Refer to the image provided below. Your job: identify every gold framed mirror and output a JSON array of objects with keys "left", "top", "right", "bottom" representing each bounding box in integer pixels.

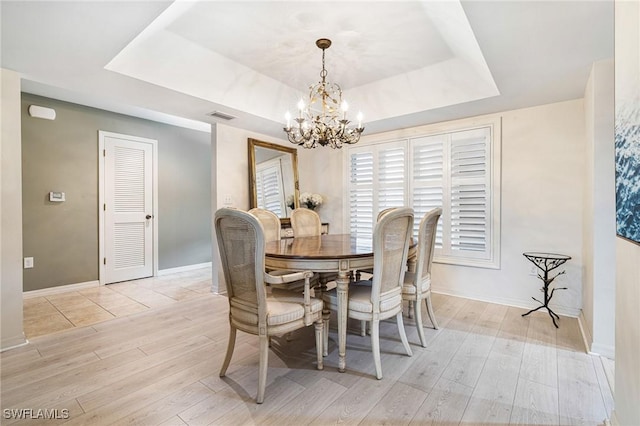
[{"left": 248, "top": 138, "right": 300, "bottom": 222}]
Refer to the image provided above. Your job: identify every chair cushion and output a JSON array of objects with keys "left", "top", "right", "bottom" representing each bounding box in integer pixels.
[
  {"left": 402, "top": 271, "right": 431, "bottom": 295},
  {"left": 230, "top": 294, "right": 322, "bottom": 326},
  {"left": 270, "top": 291, "right": 324, "bottom": 314},
  {"left": 323, "top": 282, "right": 401, "bottom": 314}
]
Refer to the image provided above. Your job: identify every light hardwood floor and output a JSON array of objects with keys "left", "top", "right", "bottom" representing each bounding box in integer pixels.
[{"left": 3, "top": 268, "right": 613, "bottom": 425}]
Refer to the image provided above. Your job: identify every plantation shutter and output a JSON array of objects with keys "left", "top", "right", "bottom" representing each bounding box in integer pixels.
[
  {"left": 348, "top": 142, "right": 406, "bottom": 240},
  {"left": 256, "top": 165, "right": 284, "bottom": 217},
  {"left": 349, "top": 150, "right": 374, "bottom": 240},
  {"left": 411, "top": 136, "right": 445, "bottom": 248},
  {"left": 346, "top": 122, "right": 498, "bottom": 268},
  {"left": 449, "top": 128, "right": 490, "bottom": 256}
]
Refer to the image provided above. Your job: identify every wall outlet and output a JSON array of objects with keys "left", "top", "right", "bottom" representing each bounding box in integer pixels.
[
  {"left": 223, "top": 195, "right": 233, "bottom": 206},
  {"left": 24, "top": 257, "right": 34, "bottom": 269},
  {"left": 529, "top": 265, "right": 537, "bottom": 276}
]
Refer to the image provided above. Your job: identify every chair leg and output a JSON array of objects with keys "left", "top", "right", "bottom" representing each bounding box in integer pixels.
[
  {"left": 425, "top": 294, "right": 439, "bottom": 330},
  {"left": 314, "top": 320, "right": 324, "bottom": 370},
  {"left": 256, "top": 335, "right": 269, "bottom": 404},
  {"left": 414, "top": 298, "right": 427, "bottom": 348},
  {"left": 371, "top": 319, "right": 383, "bottom": 380},
  {"left": 397, "top": 312, "right": 413, "bottom": 357},
  {"left": 360, "top": 320, "right": 367, "bottom": 337},
  {"left": 219, "top": 325, "right": 236, "bottom": 377},
  {"left": 407, "top": 300, "right": 414, "bottom": 319}
]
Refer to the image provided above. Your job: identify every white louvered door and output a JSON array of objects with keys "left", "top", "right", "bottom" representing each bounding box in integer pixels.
[{"left": 104, "top": 135, "right": 153, "bottom": 284}]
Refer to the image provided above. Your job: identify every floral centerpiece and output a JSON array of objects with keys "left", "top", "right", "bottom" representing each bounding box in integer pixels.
[{"left": 299, "top": 192, "right": 323, "bottom": 210}]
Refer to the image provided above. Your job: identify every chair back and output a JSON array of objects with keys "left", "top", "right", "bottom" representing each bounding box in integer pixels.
[
  {"left": 415, "top": 208, "right": 442, "bottom": 292},
  {"left": 370, "top": 207, "right": 414, "bottom": 310},
  {"left": 377, "top": 207, "right": 396, "bottom": 221},
  {"left": 215, "top": 208, "right": 267, "bottom": 308},
  {"left": 290, "top": 208, "right": 322, "bottom": 237},
  {"left": 248, "top": 208, "right": 281, "bottom": 242}
]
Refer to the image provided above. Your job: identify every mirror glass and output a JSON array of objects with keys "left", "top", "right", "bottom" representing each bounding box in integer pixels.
[{"left": 249, "top": 138, "right": 299, "bottom": 220}]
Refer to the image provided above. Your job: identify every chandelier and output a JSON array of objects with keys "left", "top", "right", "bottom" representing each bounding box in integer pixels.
[{"left": 284, "top": 38, "right": 364, "bottom": 149}]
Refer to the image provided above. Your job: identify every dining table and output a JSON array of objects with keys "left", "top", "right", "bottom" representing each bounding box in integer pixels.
[{"left": 264, "top": 233, "right": 415, "bottom": 373}]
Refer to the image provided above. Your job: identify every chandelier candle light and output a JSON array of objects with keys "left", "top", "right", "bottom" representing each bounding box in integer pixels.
[{"left": 284, "top": 38, "right": 365, "bottom": 149}]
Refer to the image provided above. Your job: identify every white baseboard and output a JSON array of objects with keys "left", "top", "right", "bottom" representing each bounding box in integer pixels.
[
  {"left": 431, "top": 287, "right": 581, "bottom": 318},
  {"left": 23, "top": 280, "right": 100, "bottom": 299},
  {"left": 577, "top": 310, "right": 594, "bottom": 354},
  {"left": 158, "top": 262, "right": 212, "bottom": 276}
]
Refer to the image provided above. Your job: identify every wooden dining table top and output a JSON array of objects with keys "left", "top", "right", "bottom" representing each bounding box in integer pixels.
[
  {"left": 265, "top": 233, "right": 416, "bottom": 260},
  {"left": 264, "top": 234, "right": 374, "bottom": 260}
]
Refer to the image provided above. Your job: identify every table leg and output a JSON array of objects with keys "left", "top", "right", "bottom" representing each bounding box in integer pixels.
[{"left": 336, "top": 270, "right": 350, "bottom": 373}]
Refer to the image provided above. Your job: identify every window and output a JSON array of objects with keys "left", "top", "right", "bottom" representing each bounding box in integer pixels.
[{"left": 346, "top": 121, "right": 501, "bottom": 269}]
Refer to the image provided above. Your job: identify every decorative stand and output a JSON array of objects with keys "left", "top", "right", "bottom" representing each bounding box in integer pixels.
[{"left": 522, "top": 252, "right": 571, "bottom": 328}]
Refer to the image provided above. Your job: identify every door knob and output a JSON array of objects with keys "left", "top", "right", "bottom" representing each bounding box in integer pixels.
[{"left": 146, "top": 214, "right": 152, "bottom": 220}]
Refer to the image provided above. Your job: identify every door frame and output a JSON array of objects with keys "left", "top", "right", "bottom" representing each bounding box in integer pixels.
[{"left": 98, "top": 130, "right": 159, "bottom": 285}]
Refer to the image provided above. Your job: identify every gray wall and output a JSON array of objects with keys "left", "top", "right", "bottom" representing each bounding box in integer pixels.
[{"left": 21, "top": 93, "right": 211, "bottom": 291}]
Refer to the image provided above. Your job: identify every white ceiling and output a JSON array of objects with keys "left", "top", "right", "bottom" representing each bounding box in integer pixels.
[{"left": 1, "top": 1, "right": 613, "bottom": 138}]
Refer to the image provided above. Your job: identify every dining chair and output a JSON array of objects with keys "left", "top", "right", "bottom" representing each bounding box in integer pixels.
[
  {"left": 248, "top": 207, "right": 282, "bottom": 242},
  {"left": 357, "top": 207, "right": 396, "bottom": 336},
  {"left": 290, "top": 207, "right": 322, "bottom": 237},
  {"left": 403, "top": 207, "right": 441, "bottom": 347},
  {"left": 290, "top": 207, "right": 338, "bottom": 287},
  {"left": 248, "top": 207, "right": 318, "bottom": 292},
  {"left": 355, "top": 207, "right": 397, "bottom": 279},
  {"left": 215, "top": 208, "right": 324, "bottom": 404},
  {"left": 323, "top": 207, "right": 414, "bottom": 380}
]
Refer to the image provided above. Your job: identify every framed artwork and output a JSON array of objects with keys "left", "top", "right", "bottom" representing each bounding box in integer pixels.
[{"left": 615, "top": 23, "right": 640, "bottom": 245}]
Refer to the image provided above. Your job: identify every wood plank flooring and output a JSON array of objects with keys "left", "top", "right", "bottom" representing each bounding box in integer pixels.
[{"left": 2, "top": 268, "right": 613, "bottom": 425}]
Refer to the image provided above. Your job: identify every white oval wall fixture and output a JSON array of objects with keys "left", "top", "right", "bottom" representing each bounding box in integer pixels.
[{"left": 28, "top": 105, "right": 56, "bottom": 120}]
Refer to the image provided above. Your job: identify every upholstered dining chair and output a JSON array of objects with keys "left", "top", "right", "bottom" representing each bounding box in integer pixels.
[
  {"left": 290, "top": 208, "right": 322, "bottom": 237},
  {"left": 402, "top": 207, "right": 441, "bottom": 347},
  {"left": 248, "top": 207, "right": 317, "bottom": 292},
  {"left": 215, "top": 208, "right": 324, "bottom": 404},
  {"left": 323, "top": 207, "right": 414, "bottom": 380},
  {"left": 357, "top": 207, "right": 396, "bottom": 336}
]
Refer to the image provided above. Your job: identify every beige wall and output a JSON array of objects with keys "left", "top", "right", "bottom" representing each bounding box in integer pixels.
[
  {"left": 582, "top": 59, "right": 616, "bottom": 358},
  {"left": 1, "top": 69, "right": 26, "bottom": 350}
]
